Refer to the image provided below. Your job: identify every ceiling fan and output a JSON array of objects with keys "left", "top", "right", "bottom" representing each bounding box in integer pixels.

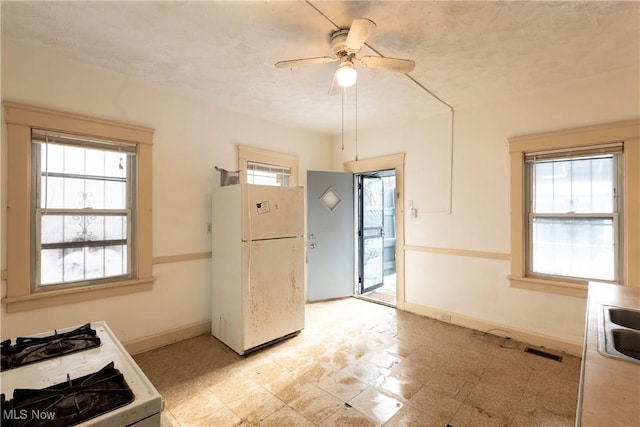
[{"left": 275, "top": 18, "right": 415, "bottom": 94}]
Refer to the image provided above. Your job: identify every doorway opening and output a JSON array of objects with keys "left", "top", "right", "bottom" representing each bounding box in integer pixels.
[{"left": 356, "top": 170, "right": 397, "bottom": 306}]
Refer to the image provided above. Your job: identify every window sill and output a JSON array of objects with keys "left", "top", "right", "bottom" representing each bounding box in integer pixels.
[
  {"left": 508, "top": 275, "right": 588, "bottom": 298},
  {"left": 1, "top": 277, "right": 156, "bottom": 313}
]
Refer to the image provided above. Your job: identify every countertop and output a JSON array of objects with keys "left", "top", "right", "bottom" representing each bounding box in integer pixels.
[{"left": 577, "top": 281, "right": 640, "bottom": 426}]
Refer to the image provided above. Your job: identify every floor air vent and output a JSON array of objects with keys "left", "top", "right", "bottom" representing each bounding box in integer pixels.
[{"left": 524, "top": 346, "right": 563, "bottom": 362}]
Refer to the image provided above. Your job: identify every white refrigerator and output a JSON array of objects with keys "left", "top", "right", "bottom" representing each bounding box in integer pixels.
[{"left": 211, "top": 183, "right": 305, "bottom": 355}]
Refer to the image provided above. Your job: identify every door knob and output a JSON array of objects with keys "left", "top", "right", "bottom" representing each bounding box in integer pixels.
[{"left": 309, "top": 243, "right": 317, "bottom": 249}]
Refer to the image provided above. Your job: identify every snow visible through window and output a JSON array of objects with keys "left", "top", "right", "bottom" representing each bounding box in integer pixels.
[{"left": 34, "top": 131, "right": 134, "bottom": 288}]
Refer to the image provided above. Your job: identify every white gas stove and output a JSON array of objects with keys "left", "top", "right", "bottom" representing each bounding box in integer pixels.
[{"left": 0, "top": 321, "right": 163, "bottom": 426}]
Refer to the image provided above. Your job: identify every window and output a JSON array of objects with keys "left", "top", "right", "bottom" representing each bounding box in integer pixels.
[
  {"left": 3, "top": 102, "right": 154, "bottom": 312},
  {"left": 526, "top": 147, "right": 622, "bottom": 283},
  {"left": 33, "top": 130, "right": 135, "bottom": 289},
  {"left": 246, "top": 161, "right": 291, "bottom": 186},
  {"left": 508, "top": 120, "right": 639, "bottom": 297},
  {"left": 237, "top": 145, "right": 298, "bottom": 186}
]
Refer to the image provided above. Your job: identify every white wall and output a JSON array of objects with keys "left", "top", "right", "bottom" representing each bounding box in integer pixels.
[
  {"left": 0, "top": 41, "right": 333, "bottom": 342},
  {"left": 333, "top": 65, "right": 640, "bottom": 349}
]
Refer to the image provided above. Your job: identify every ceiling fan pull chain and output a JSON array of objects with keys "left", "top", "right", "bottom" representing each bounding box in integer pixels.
[
  {"left": 355, "top": 81, "right": 358, "bottom": 161},
  {"left": 341, "top": 87, "right": 345, "bottom": 151}
]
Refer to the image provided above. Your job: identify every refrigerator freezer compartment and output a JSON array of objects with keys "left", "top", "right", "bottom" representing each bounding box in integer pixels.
[{"left": 243, "top": 185, "right": 304, "bottom": 240}]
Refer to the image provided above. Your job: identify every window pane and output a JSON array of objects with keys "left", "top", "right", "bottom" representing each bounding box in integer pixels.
[
  {"left": 41, "top": 213, "right": 127, "bottom": 244},
  {"left": 62, "top": 247, "right": 85, "bottom": 283},
  {"left": 104, "top": 216, "right": 127, "bottom": 240},
  {"left": 35, "top": 140, "right": 132, "bottom": 288},
  {"left": 63, "top": 176, "right": 86, "bottom": 208},
  {"left": 40, "top": 245, "right": 128, "bottom": 286},
  {"left": 104, "top": 245, "right": 127, "bottom": 276},
  {"left": 533, "top": 156, "right": 615, "bottom": 214},
  {"left": 247, "top": 170, "right": 290, "bottom": 186},
  {"left": 44, "top": 178, "right": 127, "bottom": 209},
  {"left": 363, "top": 178, "right": 383, "bottom": 228},
  {"left": 39, "top": 143, "right": 129, "bottom": 209},
  {"left": 40, "top": 249, "right": 63, "bottom": 284},
  {"left": 63, "top": 214, "right": 89, "bottom": 243},
  {"left": 85, "top": 179, "right": 106, "bottom": 209},
  {"left": 41, "top": 176, "right": 63, "bottom": 208},
  {"left": 590, "top": 157, "right": 615, "bottom": 212},
  {"left": 85, "top": 148, "right": 105, "bottom": 176},
  {"left": 363, "top": 237, "right": 383, "bottom": 289},
  {"left": 85, "top": 246, "right": 106, "bottom": 280},
  {"left": 41, "top": 215, "right": 64, "bottom": 245},
  {"left": 105, "top": 181, "right": 127, "bottom": 208},
  {"left": 246, "top": 162, "right": 291, "bottom": 187},
  {"left": 104, "top": 151, "right": 127, "bottom": 178},
  {"left": 531, "top": 217, "right": 615, "bottom": 281},
  {"left": 41, "top": 143, "right": 65, "bottom": 174},
  {"left": 62, "top": 145, "right": 86, "bottom": 175}
]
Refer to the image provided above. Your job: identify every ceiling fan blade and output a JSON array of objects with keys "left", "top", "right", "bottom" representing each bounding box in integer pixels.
[
  {"left": 275, "top": 57, "right": 336, "bottom": 69},
  {"left": 328, "top": 69, "right": 341, "bottom": 95},
  {"left": 345, "top": 18, "right": 376, "bottom": 52},
  {"left": 357, "top": 56, "right": 415, "bottom": 73}
]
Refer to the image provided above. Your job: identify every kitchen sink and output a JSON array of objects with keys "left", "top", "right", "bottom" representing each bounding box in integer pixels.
[
  {"left": 599, "top": 305, "right": 640, "bottom": 364},
  {"left": 612, "top": 330, "right": 640, "bottom": 360},
  {"left": 608, "top": 307, "right": 640, "bottom": 330}
]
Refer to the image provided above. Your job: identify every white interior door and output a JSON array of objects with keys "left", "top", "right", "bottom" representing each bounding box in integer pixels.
[{"left": 307, "top": 171, "right": 354, "bottom": 301}]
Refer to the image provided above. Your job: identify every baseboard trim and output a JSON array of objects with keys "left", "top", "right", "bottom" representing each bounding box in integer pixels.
[
  {"left": 121, "top": 306, "right": 583, "bottom": 357},
  {"left": 403, "top": 301, "right": 583, "bottom": 357},
  {"left": 124, "top": 321, "right": 211, "bottom": 355}
]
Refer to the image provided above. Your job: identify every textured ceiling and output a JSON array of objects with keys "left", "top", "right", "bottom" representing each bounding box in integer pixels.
[{"left": 2, "top": 1, "right": 639, "bottom": 136}]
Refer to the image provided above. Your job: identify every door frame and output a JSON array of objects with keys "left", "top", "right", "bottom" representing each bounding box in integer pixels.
[{"left": 344, "top": 153, "right": 406, "bottom": 311}]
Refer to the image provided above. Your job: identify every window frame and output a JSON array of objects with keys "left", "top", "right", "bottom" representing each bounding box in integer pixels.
[
  {"left": 31, "top": 131, "right": 136, "bottom": 290},
  {"left": 3, "top": 102, "right": 155, "bottom": 312},
  {"left": 508, "top": 120, "right": 640, "bottom": 297},
  {"left": 237, "top": 145, "right": 299, "bottom": 186},
  {"left": 524, "top": 149, "right": 622, "bottom": 284}
]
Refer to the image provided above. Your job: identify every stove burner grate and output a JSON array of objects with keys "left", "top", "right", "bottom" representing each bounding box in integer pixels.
[
  {"left": 1, "top": 339, "right": 12, "bottom": 371},
  {"left": 1, "top": 323, "right": 101, "bottom": 371},
  {"left": 1, "top": 361, "right": 134, "bottom": 427}
]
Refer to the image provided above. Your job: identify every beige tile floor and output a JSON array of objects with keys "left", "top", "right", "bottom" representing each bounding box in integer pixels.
[{"left": 134, "top": 298, "right": 581, "bottom": 427}]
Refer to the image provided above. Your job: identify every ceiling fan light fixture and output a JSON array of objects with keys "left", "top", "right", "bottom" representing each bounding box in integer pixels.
[
  {"left": 336, "top": 63, "right": 357, "bottom": 87},
  {"left": 276, "top": 17, "right": 414, "bottom": 94}
]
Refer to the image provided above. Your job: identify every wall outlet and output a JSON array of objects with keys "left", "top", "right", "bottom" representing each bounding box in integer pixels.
[
  {"left": 207, "top": 223, "right": 212, "bottom": 233},
  {"left": 440, "top": 312, "right": 451, "bottom": 322}
]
